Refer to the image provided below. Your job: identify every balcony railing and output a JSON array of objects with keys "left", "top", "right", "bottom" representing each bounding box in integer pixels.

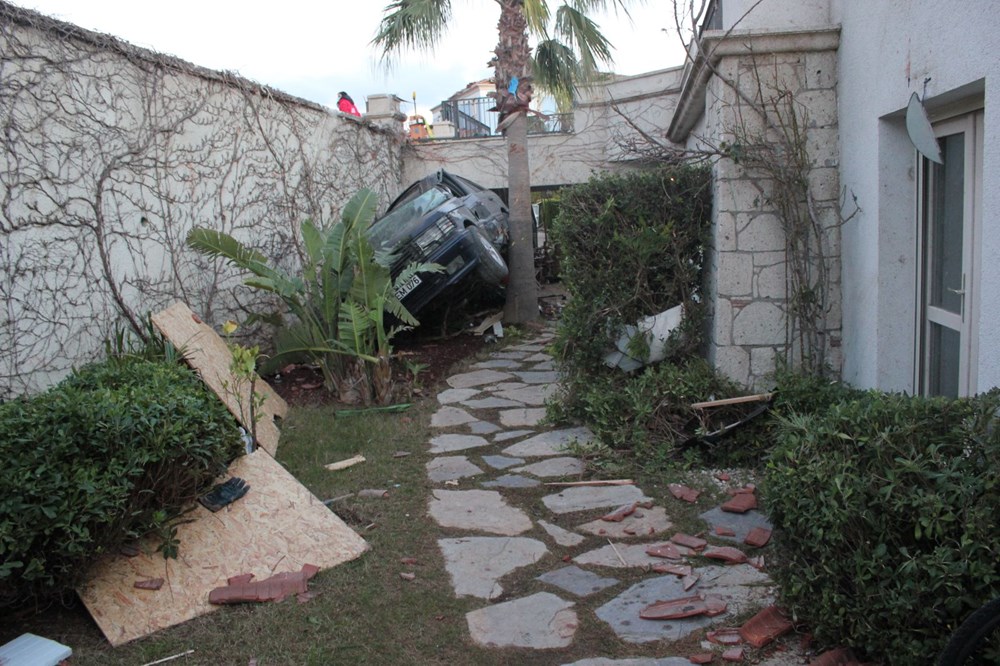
[{"left": 435, "top": 96, "right": 574, "bottom": 138}]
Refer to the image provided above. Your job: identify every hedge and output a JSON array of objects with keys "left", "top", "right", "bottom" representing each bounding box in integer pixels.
[{"left": 0, "top": 357, "right": 243, "bottom": 604}]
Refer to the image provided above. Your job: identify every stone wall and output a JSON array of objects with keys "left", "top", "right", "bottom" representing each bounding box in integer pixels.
[
  {"left": 0, "top": 4, "right": 404, "bottom": 398},
  {"left": 700, "top": 37, "right": 842, "bottom": 388}
]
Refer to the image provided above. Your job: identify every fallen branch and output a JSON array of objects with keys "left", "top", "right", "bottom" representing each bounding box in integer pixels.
[
  {"left": 690, "top": 393, "right": 773, "bottom": 409},
  {"left": 140, "top": 650, "right": 196, "bottom": 666},
  {"left": 544, "top": 479, "right": 634, "bottom": 487}
]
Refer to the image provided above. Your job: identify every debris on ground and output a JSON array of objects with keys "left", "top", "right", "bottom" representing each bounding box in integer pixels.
[
  {"left": 639, "top": 594, "right": 727, "bottom": 620},
  {"left": 133, "top": 578, "right": 164, "bottom": 591},
  {"left": 324, "top": 454, "right": 366, "bottom": 471},
  {"left": 706, "top": 627, "right": 743, "bottom": 645},
  {"left": 0, "top": 633, "right": 72, "bottom": 666},
  {"left": 671, "top": 532, "right": 707, "bottom": 551},
  {"left": 198, "top": 477, "right": 250, "bottom": 512},
  {"left": 603, "top": 304, "right": 683, "bottom": 371},
  {"left": 702, "top": 546, "right": 748, "bottom": 564},
  {"left": 738, "top": 605, "right": 793, "bottom": 648},
  {"left": 357, "top": 488, "right": 389, "bottom": 498},
  {"left": 399, "top": 572, "right": 416, "bottom": 581},
  {"left": 601, "top": 502, "right": 638, "bottom": 522},
  {"left": 744, "top": 526, "right": 772, "bottom": 548},
  {"left": 668, "top": 483, "right": 701, "bottom": 503},
  {"left": 208, "top": 564, "right": 320, "bottom": 604},
  {"left": 720, "top": 492, "right": 757, "bottom": 514}
]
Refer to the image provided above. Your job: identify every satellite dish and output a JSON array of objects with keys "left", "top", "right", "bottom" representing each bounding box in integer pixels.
[{"left": 906, "top": 92, "right": 943, "bottom": 164}]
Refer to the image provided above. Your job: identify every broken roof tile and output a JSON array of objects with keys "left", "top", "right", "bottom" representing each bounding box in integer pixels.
[
  {"left": 671, "top": 532, "right": 708, "bottom": 550},
  {"left": 669, "top": 483, "right": 701, "bottom": 503},
  {"left": 720, "top": 492, "right": 757, "bottom": 514},
  {"left": 703, "top": 546, "right": 748, "bottom": 564},
  {"left": 738, "top": 605, "right": 793, "bottom": 648},
  {"left": 706, "top": 627, "right": 743, "bottom": 645},
  {"left": 744, "top": 527, "right": 772, "bottom": 548}
]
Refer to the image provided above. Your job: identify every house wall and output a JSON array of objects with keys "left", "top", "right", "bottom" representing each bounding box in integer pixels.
[
  {"left": 832, "top": 0, "right": 1000, "bottom": 392},
  {"left": 402, "top": 67, "right": 684, "bottom": 190},
  {"left": 0, "top": 5, "right": 403, "bottom": 398}
]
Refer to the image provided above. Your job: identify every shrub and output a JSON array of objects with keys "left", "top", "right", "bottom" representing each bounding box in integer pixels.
[
  {"left": 0, "top": 357, "right": 242, "bottom": 604},
  {"left": 764, "top": 389, "right": 1000, "bottom": 663},
  {"left": 551, "top": 165, "right": 712, "bottom": 378}
]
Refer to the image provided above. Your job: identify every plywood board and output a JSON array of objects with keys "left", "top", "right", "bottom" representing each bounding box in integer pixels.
[
  {"left": 151, "top": 301, "right": 287, "bottom": 455},
  {"left": 77, "top": 450, "right": 369, "bottom": 646}
]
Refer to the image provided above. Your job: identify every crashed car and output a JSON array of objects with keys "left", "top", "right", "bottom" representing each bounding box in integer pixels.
[{"left": 368, "top": 170, "right": 510, "bottom": 316}]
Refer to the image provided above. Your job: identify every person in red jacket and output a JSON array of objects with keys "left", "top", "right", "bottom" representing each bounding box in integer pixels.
[{"left": 337, "top": 91, "right": 361, "bottom": 117}]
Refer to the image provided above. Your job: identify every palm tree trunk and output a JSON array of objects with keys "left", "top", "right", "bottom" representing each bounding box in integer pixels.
[
  {"left": 503, "top": 112, "right": 539, "bottom": 323},
  {"left": 496, "top": 0, "right": 539, "bottom": 324}
]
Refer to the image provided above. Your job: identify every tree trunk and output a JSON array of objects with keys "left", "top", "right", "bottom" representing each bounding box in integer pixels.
[
  {"left": 503, "top": 112, "right": 538, "bottom": 323},
  {"left": 496, "top": 0, "right": 539, "bottom": 324}
]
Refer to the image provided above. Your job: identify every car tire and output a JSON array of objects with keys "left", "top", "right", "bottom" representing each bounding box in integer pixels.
[{"left": 470, "top": 226, "right": 509, "bottom": 285}]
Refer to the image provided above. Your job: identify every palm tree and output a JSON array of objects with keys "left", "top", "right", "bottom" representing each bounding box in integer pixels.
[{"left": 374, "top": 0, "right": 639, "bottom": 324}]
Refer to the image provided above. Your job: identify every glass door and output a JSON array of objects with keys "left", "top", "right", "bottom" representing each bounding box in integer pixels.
[{"left": 917, "top": 112, "right": 982, "bottom": 397}]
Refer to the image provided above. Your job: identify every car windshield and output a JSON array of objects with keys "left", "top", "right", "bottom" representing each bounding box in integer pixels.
[{"left": 368, "top": 187, "right": 451, "bottom": 249}]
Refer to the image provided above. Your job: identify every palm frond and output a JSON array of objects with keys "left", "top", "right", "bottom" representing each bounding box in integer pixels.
[
  {"left": 523, "top": 0, "right": 552, "bottom": 39},
  {"left": 568, "top": 0, "right": 641, "bottom": 19},
  {"left": 300, "top": 219, "right": 324, "bottom": 268},
  {"left": 186, "top": 227, "right": 269, "bottom": 267},
  {"left": 372, "top": 0, "right": 453, "bottom": 66},
  {"left": 533, "top": 39, "right": 580, "bottom": 110},
  {"left": 555, "top": 4, "right": 615, "bottom": 75}
]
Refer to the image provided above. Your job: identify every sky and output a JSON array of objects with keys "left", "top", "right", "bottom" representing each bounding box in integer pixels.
[{"left": 13, "top": 1, "right": 689, "bottom": 119}]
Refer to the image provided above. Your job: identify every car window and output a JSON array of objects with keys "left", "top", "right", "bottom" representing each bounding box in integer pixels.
[{"left": 368, "top": 187, "right": 451, "bottom": 249}]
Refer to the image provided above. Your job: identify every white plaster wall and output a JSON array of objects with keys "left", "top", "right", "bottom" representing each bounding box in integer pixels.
[
  {"left": 832, "top": 0, "right": 1000, "bottom": 392},
  {"left": 721, "top": 0, "right": 830, "bottom": 31},
  {"left": 402, "top": 67, "right": 684, "bottom": 191}
]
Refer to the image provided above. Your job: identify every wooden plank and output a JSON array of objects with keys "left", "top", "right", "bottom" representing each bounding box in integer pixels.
[
  {"left": 690, "top": 393, "right": 773, "bottom": 410},
  {"left": 150, "top": 302, "right": 287, "bottom": 454},
  {"left": 77, "top": 450, "right": 369, "bottom": 646},
  {"left": 324, "top": 454, "right": 366, "bottom": 471},
  {"left": 544, "top": 479, "right": 634, "bottom": 487}
]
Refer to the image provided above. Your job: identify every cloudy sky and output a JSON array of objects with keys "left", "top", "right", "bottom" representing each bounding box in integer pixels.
[{"left": 14, "top": 1, "right": 688, "bottom": 118}]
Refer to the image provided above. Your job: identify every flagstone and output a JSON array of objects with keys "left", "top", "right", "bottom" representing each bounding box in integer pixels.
[
  {"left": 487, "top": 381, "right": 530, "bottom": 392},
  {"left": 481, "top": 455, "right": 526, "bottom": 470},
  {"left": 437, "top": 388, "right": 481, "bottom": 404},
  {"left": 482, "top": 474, "right": 541, "bottom": 489},
  {"left": 494, "top": 384, "right": 559, "bottom": 406},
  {"left": 426, "top": 456, "right": 484, "bottom": 483},
  {"left": 466, "top": 592, "right": 577, "bottom": 648},
  {"left": 538, "top": 520, "right": 586, "bottom": 547},
  {"left": 531, "top": 361, "right": 556, "bottom": 371},
  {"left": 524, "top": 352, "right": 553, "bottom": 362},
  {"left": 493, "top": 429, "right": 534, "bottom": 443},
  {"left": 699, "top": 507, "right": 773, "bottom": 544},
  {"left": 493, "top": 351, "right": 531, "bottom": 360},
  {"left": 513, "top": 370, "right": 562, "bottom": 384},
  {"left": 461, "top": 397, "right": 526, "bottom": 409},
  {"left": 428, "top": 489, "right": 532, "bottom": 535},
  {"left": 431, "top": 406, "right": 478, "bottom": 428},
  {"left": 447, "top": 369, "right": 514, "bottom": 389},
  {"left": 513, "top": 457, "right": 585, "bottom": 478},
  {"left": 576, "top": 506, "right": 672, "bottom": 538},
  {"left": 472, "top": 359, "right": 525, "bottom": 369},
  {"left": 502, "top": 427, "right": 595, "bottom": 457},
  {"left": 538, "top": 566, "right": 619, "bottom": 597},
  {"left": 542, "top": 485, "right": 651, "bottom": 514},
  {"left": 563, "top": 657, "right": 693, "bottom": 666},
  {"left": 429, "top": 433, "right": 492, "bottom": 454},
  {"left": 439, "top": 536, "right": 548, "bottom": 599},
  {"left": 574, "top": 542, "right": 681, "bottom": 569},
  {"left": 596, "top": 576, "right": 722, "bottom": 643},
  {"left": 499, "top": 408, "right": 547, "bottom": 427},
  {"left": 468, "top": 420, "right": 501, "bottom": 435},
  {"left": 507, "top": 343, "right": 547, "bottom": 352}
]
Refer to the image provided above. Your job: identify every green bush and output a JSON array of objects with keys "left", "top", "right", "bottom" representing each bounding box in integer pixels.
[
  {"left": 0, "top": 357, "right": 242, "bottom": 603},
  {"left": 551, "top": 165, "right": 712, "bottom": 377},
  {"left": 764, "top": 389, "right": 1000, "bottom": 663}
]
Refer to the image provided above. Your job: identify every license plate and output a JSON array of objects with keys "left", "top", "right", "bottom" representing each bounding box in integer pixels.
[{"left": 394, "top": 273, "right": 422, "bottom": 300}]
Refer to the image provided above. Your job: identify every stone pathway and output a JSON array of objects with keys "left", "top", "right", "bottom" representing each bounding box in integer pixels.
[{"left": 425, "top": 330, "right": 804, "bottom": 664}]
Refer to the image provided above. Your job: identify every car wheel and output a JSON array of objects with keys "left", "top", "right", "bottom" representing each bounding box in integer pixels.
[{"left": 470, "top": 226, "right": 509, "bottom": 285}]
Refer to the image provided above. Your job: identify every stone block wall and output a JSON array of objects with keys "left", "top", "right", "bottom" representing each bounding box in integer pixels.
[{"left": 704, "top": 47, "right": 842, "bottom": 388}]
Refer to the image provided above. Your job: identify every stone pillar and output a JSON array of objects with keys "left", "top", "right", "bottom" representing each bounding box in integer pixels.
[
  {"left": 704, "top": 47, "right": 842, "bottom": 388},
  {"left": 365, "top": 94, "right": 407, "bottom": 134}
]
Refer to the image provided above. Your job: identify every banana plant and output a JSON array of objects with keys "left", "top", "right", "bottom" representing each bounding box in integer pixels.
[{"left": 187, "top": 189, "right": 441, "bottom": 404}]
